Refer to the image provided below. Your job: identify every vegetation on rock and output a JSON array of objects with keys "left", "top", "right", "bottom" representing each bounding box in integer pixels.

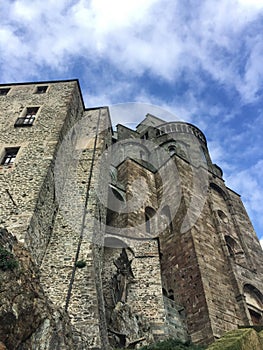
[
  {"left": 75, "top": 260, "right": 86, "bottom": 268},
  {"left": 138, "top": 339, "right": 206, "bottom": 350},
  {"left": 0, "top": 245, "right": 18, "bottom": 271}
]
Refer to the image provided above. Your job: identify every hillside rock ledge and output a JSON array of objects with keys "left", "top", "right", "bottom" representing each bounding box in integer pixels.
[{"left": 0, "top": 228, "right": 75, "bottom": 350}]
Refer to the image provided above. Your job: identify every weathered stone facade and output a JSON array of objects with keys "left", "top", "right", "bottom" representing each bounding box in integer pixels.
[{"left": 0, "top": 80, "right": 262, "bottom": 349}]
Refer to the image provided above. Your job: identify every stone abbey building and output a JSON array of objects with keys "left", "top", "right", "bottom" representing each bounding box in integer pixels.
[{"left": 0, "top": 79, "right": 262, "bottom": 350}]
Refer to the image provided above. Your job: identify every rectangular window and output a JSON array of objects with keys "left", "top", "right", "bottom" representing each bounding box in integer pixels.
[
  {"left": 14, "top": 107, "right": 39, "bottom": 127},
  {"left": 1, "top": 147, "right": 20, "bottom": 166},
  {"left": 0, "top": 88, "right": 10, "bottom": 96},
  {"left": 35, "top": 85, "right": 48, "bottom": 94}
]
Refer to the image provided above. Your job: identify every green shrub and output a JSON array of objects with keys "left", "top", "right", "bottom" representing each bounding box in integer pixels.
[
  {"left": 75, "top": 260, "right": 86, "bottom": 268},
  {"left": 0, "top": 245, "right": 18, "bottom": 271},
  {"left": 139, "top": 338, "right": 205, "bottom": 350}
]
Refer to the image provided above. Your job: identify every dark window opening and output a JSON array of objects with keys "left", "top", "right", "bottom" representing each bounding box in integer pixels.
[
  {"left": 0, "top": 88, "right": 10, "bottom": 96},
  {"left": 249, "top": 309, "right": 262, "bottom": 325},
  {"left": 168, "top": 145, "right": 176, "bottom": 156},
  {"left": 35, "top": 85, "right": 48, "bottom": 93},
  {"left": 145, "top": 207, "right": 156, "bottom": 234},
  {"left": 244, "top": 284, "right": 263, "bottom": 325},
  {"left": 14, "top": 107, "right": 39, "bottom": 127},
  {"left": 226, "top": 243, "right": 235, "bottom": 258},
  {"left": 162, "top": 288, "right": 168, "bottom": 297},
  {"left": 225, "top": 235, "right": 244, "bottom": 262},
  {"left": 168, "top": 289, "right": 174, "bottom": 300},
  {"left": 160, "top": 205, "right": 173, "bottom": 234},
  {"left": 141, "top": 131, "right": 149, "bottom": 140},
  {"left": 1, "top": 147, "right": 19, "bottom": 166},
  {"left": 145, "top": 216, "right": 151, "bottom": 233}
]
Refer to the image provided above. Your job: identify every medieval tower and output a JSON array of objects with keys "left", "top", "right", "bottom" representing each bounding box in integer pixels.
[{"left": 0, "top": 79, "right": 262, "bottom": 350}]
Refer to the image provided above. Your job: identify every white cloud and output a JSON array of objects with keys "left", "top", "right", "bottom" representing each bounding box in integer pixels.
[
  {"left": 109, "top": 102, "right": 180, "bottom": 129},
  {"left": 237, "top": 0, "right": 263, "bottom": 11},
  {"left": 1, "top": 0, "right": 263, "bottom": 102},
  {"left": 240, "top": 37, "right": 263, "bottom": 101},
  {"left": 225, "top": 160, "right": 263, "bottom": 237},
  {"left": 0, "top": 0, "right": 262, "bottom": 241}
]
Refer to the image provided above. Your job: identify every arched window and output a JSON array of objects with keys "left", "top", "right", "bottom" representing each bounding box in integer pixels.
[
  {"left": 218, "top": 210, "right": 228, "bottom": 224},
  {"left": 160, "top": 206, "right": 173, "bottom": 234},
  {"left": 225, "top": 236, "right": 237, "bottom": 258},
  {"left": 210, "top": 183, "right": 228, "bottom": 200},
  {"left": 145, "top": 207, "right": 156, "bottom": 234},
  {"left": 224, "top": 235, "right": 245, "bottom": 264},
  {"left": 244, "top": 284, "right": 263, "bottom": 325},
  {"left": 168, "top": 145, "right": 176, "bottom": 156}
]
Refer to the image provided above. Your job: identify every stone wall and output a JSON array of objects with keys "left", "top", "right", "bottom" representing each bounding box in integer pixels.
[
  {"left": 1, "top": 81, "right": 263, "bottom": 349},
  {"left": 40, "top": 107, "right": 112, "bottom": 349},
  {"left": 109, "top": 117, "right": 263, "bottom": 347},
  {"left": 0, "top": 80, "right": 84, "bottom": 264}
]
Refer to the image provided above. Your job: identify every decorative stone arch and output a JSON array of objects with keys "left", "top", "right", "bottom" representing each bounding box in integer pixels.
[
  {"left": 224, "top": 235, "right": 244, "bottom": 262},
  {"left": 159, "top": 140, "right": 177, "bottom": 152},
  {"left": 244, "top": 284, "right": 263, "bottom": 325},
  {"left": 159, "top": 140, "right": 188, "bottom": 159},
  {"left": 210, "top": 182, "right": 229, "bottom": 201},
  {"left": 104, "top": 236, "right": 129, "bottom": 249},
  {"left": 124, "top": 140, "right": 151, "bottom": 161},
  {"left": 111, "top": 140, "right": 151, "bottom": 168}
]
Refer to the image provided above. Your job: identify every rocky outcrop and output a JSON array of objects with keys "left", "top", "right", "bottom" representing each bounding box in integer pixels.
[
  {"left": 108, "top": 302, "right": 155, "bottom": 349},
  {"left": 0, "top": 228, "right": 75, "bottom": 350}
]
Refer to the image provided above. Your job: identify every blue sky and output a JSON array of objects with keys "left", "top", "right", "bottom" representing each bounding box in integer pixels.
[{"left": 1, "top": 0, "right": 263, "bottom": 246}]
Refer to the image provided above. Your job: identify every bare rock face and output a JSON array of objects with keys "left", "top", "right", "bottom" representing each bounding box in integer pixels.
[
  {"left": 108, "top": 302, "right": 154, "bottom": 349},
  {"left": 0, "top": 228, "right": 75, "bottom": 350}
]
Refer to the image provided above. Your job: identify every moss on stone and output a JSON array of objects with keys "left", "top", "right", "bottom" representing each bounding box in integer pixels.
[
  {"left": 0, "top": 245, "right": 18, "bottom": 271},
  {"left": 206, "top": 328, "right": 263, "bottom": 350},
  {"left": 258, "top": 330, "right": 263, "bottom": 347},
  {"left": 138, "top": 339, "right": 205, "bottom": 350}
]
